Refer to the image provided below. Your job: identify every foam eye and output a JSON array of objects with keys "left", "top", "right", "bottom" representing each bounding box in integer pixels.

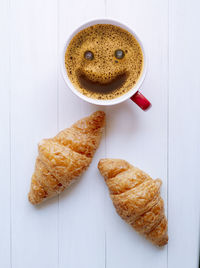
[
  {"left": 84, "top": 51, "right": 94, "bottom": 60},
  {"left": 115, "top": 49, "right": 125, "bottom": 59}
]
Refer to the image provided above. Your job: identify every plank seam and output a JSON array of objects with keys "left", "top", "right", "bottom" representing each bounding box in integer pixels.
[
  {"left": 167, "top": 0, "right": 170, "bottom": 266},
  {"left": 9, "top": 0, "right": 12, "bottom": 266},
  {"left": 104, "top": 0, "right": 107, "bottom": 17},
  {"left": 57, "top": 0, "right": 60, "bottom": 267},
  {"left": 104, "top": 1, "right": 107, "bottom": 267},
  {"left": 105, "top": 231, "right": 107, "bottom": 268}
]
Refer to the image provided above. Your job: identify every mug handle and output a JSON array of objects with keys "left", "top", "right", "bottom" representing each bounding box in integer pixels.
[{"left": 130, "top": 91, "right": 151, "bottom": 111}]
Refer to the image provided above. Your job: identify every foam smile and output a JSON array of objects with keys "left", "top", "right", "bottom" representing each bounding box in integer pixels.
[{"left": 77, "top": 72, "right": 128, "bottom": 94}]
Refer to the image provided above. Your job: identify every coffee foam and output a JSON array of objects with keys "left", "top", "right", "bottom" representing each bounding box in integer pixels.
[{"left": 65, "top": 24, "right": 143, "bottom": 100}]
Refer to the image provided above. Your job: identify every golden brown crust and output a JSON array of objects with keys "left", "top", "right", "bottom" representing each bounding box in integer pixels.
[
  {"left": 98, "top": 159, "right": 131, "bottom": 179},
  {"left": 147, "top": 216, "right": 168, "bottom": 246},
  {"left": 38, "top": 140, "right": 91, "bottom": 185},
  {"left": 28, "top": 111, "right": 105, "bottom": 205},
  {"left": 132, "top": 198, "right": 164, "bottom": 234},
  {"left": 105, "top": 167, "right": 152, "bottom": 195},
  {"left": 98, "top": 158, "right": 168, "bottom": 247}
]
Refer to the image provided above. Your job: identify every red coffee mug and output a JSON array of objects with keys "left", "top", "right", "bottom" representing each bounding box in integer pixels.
[{"left": 61, "top": 18, "right": 151, "bottom": 111}]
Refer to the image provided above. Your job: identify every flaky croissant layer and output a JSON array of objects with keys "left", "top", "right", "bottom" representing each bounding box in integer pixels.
[
  {"left": 28, "top": 111, "right": 105, "bottom": 205},
  {"left": 98, "top": 158, "right": 168, "bottom": 247}
]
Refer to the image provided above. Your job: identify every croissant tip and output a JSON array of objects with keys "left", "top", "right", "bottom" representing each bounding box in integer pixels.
[
  {"left": 157, "top": 236, "right": 168, "bottom": 247},
  {"left": 98, "top": 158, "right": 107, "bottom": 169},
  {"left": 93, "top": 110, "right": 105, "bottom": 117},
  {"left": 28, "top": 193, "right": 36, "bottom": 205},
  {"left": 98, "top": 158, "right": 105, "bottom": 164},
  {"left": 92, "top": 111, "right": 106, "bottom": 123}
]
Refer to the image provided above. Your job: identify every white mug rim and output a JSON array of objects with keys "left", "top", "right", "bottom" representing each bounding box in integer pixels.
[{"left": 61, "top": 18, "right": 147, "bottom": 106}]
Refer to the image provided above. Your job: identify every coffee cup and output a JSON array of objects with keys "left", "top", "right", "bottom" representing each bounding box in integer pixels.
[{"left": 61, "top": 18, "right": 151, "bottom": 110}]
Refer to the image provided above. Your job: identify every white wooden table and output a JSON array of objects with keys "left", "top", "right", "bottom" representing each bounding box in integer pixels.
[{"left": 1, "top": 0, "right": 200, "bottom": 267}]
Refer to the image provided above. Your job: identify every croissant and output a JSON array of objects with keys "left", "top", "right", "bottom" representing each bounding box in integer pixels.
[
  {"left": 98, "top": 158, "right": 168, "bottom": 246},
  {"left": 28, "top": 111, "right": 105, "bottom": 205}
]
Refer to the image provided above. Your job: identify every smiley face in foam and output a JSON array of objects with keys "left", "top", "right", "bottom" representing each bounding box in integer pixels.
[{"left": 65, "top": 24, "right": 143, "bottom": 100}]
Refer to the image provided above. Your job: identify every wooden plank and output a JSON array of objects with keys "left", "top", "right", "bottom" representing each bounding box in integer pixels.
[
  {"left": 0, "top": 1, "right": 11, "bottom": 267},
  {"left": 105, "top": 0, "right": 168, "bottom": 267},
  {"left": 10, "top": 1, "right": 58, "bottom": 267},
  {"left": 168, "top": 0, "right": 200, "bottom": 267},
  {"left": 58, "top": 0, "right": 106, "bottom": 268}
]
